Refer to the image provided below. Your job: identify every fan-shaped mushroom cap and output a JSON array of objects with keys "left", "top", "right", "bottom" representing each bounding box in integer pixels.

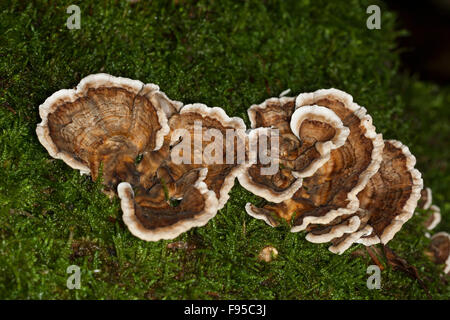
[
  {"left": 338, "top": 140, "right": 423, "bottom": 251},
  {"left": 355, "top": 140, "right": 423, "bottom": 245},
  {"left": 238, "top": 127, "right": 305, "bottom": 203},
  {"left": 424, "top": 205, "right": 442, "bottom": 231},
  {"left": 167, "top": 103, "right": 247, "bottom": 209},
  {"left": 305, "top": 209, "right": 375, "bottom": 254},
  {"left": 415, "top": 187, "right": 441, "bottom": 233},
  {"left": 429, "top": 232, "right": 450, "bottom": 274},
  {"left": 329, "top": 224, "right": 374, "bottom": 254},
  {"left": 244, "top": 89, "right": 384, "bottom": 232},
  {"left": 305, "top": 214, "right": 361, "bottom": 244},
  {"left": 118, "top": 168, "right": 219, "bottom": 241},
  {"left": 289, "top": 105, "right": 350, "bottom": 176},
  {"left": 118, "top": 103, "right": 245, "bottom": 240},
  {"left": 307, "top": 208, "right": 374, "bottom": 254},
  {"left": 36, "top": 74, "right": 181, "bottom": 190},
  {"left": 418, "top": 187, "right": 433, "bottom": 210},
  {"left": 239, "top": 96, "right": 351, "bottom": 203},
  {"left": 290, "top": 89, "right": 384, "bottom": 230},
  {"left": 241, "top": 97, "right": 302, "bottom": 202},
  {"left": 247, "top": 96, "right": 296, "bottom": 131},
  {"left": 290, "top": 105, "right": 349, "bottom": 154}
]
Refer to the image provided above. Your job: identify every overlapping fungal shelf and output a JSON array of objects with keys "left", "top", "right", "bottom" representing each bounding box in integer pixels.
[
  {"left": 37, "top": 74, "right": 428, "bottom": 254},
  {"left": 416, "top": 187, "right": 449, "bottom": 274},
  {"left": 428, "top": 232, "right": 450, "bottom": 274},
  {"left": 415, "top": 187, "right": 442, "bottom": 234},
  {"left": 242, "top": 89, "right": 424, "bottom": 254},
  {"left": 37, "top": 74, "right": 245, "bottom": 241}
]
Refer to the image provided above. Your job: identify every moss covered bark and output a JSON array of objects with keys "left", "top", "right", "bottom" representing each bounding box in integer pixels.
[{"left": 0, "top": 0, "right": 448, "bottom": 299}]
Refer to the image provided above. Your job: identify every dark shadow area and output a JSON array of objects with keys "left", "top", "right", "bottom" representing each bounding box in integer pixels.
[{"left": 386, "top": 0, "right": 450, "bottom": 84}]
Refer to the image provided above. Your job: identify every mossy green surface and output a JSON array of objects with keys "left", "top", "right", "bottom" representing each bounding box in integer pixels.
[{"left": 0, "top": 0, "right": 449, "bottom": 299}]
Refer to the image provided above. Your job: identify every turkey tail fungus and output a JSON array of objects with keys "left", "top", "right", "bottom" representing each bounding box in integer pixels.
[
  {"left": 240, "top": 89, "right": 424, "bottom": 254},
  {"left": 37, "top": 78, "right": 427, "bottom": 252},
  {"left": 37, "top": 74, "right": 245, "bottom": 240}
]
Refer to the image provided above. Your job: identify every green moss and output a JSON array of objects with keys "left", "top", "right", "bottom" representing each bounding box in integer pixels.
[{"left": 0, "top": 0, "right": 448, "bottom": 299}]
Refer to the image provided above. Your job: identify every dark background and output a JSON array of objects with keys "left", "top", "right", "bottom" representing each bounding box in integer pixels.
[{"left": 387, "top": 0, "right": 450, "bottom": 84}]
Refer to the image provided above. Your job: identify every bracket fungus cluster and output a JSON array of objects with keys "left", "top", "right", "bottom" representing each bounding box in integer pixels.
[
  {"left": 414, "top": 186, "right": 448, "bottom": 273},
  {"left": 241, "top": 89, "right": 424, "bottom": 254},
  {"left": 428, "top": 232, "right": 450, "bottom": 274},
  {"left": 37, "top": 74, "right": 245, "bottom": 241},
  {"left": 416, "top": 187, "right": 442, "bottom": 235},
  {"left": 37, "top": 75, "right": 431, "bottom": 255}
]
